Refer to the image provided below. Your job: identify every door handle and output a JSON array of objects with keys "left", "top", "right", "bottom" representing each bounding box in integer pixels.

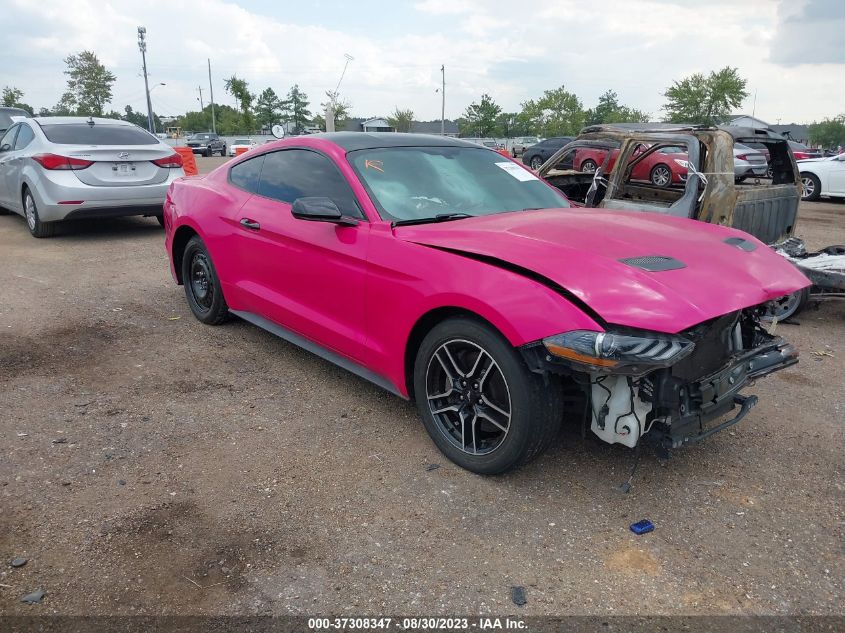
[{"left": 240, "top": 218, "right": 260, "bottom": 230}]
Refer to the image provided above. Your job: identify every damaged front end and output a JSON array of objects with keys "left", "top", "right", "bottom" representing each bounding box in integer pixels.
[{"left": 521, "top": 308, "right": 798, "bottom": 450}]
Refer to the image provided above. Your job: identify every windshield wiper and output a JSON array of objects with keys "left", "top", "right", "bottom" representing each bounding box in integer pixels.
[{"left": 392, "top": 213, "right": 475, "bottom": 227}]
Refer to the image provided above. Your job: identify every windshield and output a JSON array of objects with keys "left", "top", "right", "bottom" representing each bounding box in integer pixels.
[
  {"left": 349, "top": 146, "right": 570, "bottom": 222},
  {"left": 234, "top": 139, "right": 250, "bottom": 144},
  {"left": 192, "top": 134, "right": 211, "bottom": 140}
]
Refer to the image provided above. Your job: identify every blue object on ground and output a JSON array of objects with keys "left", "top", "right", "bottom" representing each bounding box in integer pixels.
[{"left": 630, "top": 519, "right": 655, "bottom": 535}]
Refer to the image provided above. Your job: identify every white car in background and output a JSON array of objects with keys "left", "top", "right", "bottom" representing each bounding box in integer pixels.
[
  {"left": 228, "top": 138, "right": 258, "bottom": 156},
  {"left": 797, "top": 153, "right": 845, "bottom": 201},
  {"left": 0, "top": 117, "right": 184, "bottom": 237}
]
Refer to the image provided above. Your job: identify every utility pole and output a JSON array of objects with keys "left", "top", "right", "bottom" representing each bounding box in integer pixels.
[
  {"left": 440, "top": 65, "right": 445, "bottom": 136},
  {"left": 137, "top": 26, "right": 154, "bottom": 133},
  {"left": 197, "top": 86, "right": 204, "bottom": 111},
  {"left": 208, "top": 58, "right": 216, "bottom": 134},
  {"left": 327, "top": 53, "right": 354, "bottom": 133}
]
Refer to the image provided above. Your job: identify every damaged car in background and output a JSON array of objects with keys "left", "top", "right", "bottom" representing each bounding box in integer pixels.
[
  {"left": 164, "top": 133, "right": 810, "bottom": 474},
  {"left": 538, "top": 124, "right": 844, "bottom": 319}
]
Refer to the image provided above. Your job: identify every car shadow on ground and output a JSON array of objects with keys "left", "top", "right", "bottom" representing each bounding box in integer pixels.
[{"left": 0, "top": 214, "right": 163, "bottom": 241}]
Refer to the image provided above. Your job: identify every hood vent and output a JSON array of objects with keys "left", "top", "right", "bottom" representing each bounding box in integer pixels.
[
  {"left": 723, "top": 236, "right": 757, "bottom": 252},
  {"left": 619, "top": 255, "right": 686, "bottom": 272}
]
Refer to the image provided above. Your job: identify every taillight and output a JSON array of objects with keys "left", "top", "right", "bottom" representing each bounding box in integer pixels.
[
  {"left": 152, "top": 153, "right": 183, "bottom": 168},
  {"left": 32, "top": 153, "right": 93, "bottom": 170},
  {"left": 735, "top": 154, "right": 748, "bottom": 160}
]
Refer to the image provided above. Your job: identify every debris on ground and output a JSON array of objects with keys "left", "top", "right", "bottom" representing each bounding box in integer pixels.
[
  {"left": 10, "top": 557, "right": 28, "bottom": 568},
  {"left": 51, "top": 438, "right": 67, "bottom": 444},
  {"left": 630, "top": 519, "right": 655, "bottom": 535},
  {"left": 20, "top": 589, "right": 45, "bottom": 604},
  {"left": 425, "top": 463, "right": 441, "bottom": 471},
  {"left": 511, "top": 585, "right": 527, "bottom": 606}
]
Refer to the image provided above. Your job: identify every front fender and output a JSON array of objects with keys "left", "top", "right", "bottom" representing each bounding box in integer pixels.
[{"left": 364, "top": 230, "right": 603, "bottom": 397}]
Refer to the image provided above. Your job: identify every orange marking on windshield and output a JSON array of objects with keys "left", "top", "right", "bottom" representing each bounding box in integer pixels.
[{"left": 365, "top": 159, "right": 384, "bottom": 172}]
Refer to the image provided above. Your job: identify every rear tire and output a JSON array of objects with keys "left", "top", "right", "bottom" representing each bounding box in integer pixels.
[
  {"left": 219, "top": 145, "right": 226, "bottom": 157},
  {"left": 581, "top": 159, "right": 597, "bottom": 173},
  {"left": 529, "top": 156, "right": 543, "bottom": 170},
  {"left": 413, "top": 317, "right": 562, "bottom": 475},
  {"left": 181, "top": 235, "right": 229, "bottom": 325},
  {"left": 23, "top": 188, "right": 57, "bottom": 238}
]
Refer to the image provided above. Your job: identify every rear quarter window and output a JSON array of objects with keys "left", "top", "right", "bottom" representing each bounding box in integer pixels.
[
  {"left": 229, "top": 155, "right": 265, "bottom": 193},
  {"left": 39, "top": 124, "right": 158, "bottom": 145}
]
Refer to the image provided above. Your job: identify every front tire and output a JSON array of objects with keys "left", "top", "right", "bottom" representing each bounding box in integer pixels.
[
  {"left": 801, "top": 173, "right": 821, "bottom": 201},
  {"left": 413, "top": 317, "right": 562, "bottom": 475},
  {"left": 219, "top": 144, "right": 226, "bottom": 157},
  {"left": 650, "top": 164, "right": 672, "bottom": 187},
  {"left": 581, "top": 159, "right": 597, "bottom": 173},
  {"left": 181, "top": 236, "right": 229, "bottom": 325},
  {"left": 762, "top": 287, "right": 811, "bottom": 321},
  {"left": 204, "top": 147, "right": 212, "bottom": 157},
  {"left": 23, "top": 188, "right": 57, "bottom": 238}
]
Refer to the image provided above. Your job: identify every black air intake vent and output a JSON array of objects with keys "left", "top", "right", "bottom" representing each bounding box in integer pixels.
[{"left": 619, "top": 255, "right": 686, "bottom": 271}]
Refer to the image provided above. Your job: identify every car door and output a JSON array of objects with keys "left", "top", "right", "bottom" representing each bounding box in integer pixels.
[
  {"left": 0, "top": 124, "right": 20, "bottom": 209},
  {"left": 828, "top": 156, "right": 845, "bottom": 194},
  {"left": 231, "top": 148, "right": 371, "bottom": 362},
  {"left": 4, "top": 123, "right": 35, "bottom": 211}
]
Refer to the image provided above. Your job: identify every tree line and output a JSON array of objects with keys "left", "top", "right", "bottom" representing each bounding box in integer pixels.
[{"left": 4, "top": 53, "right": 844, "bottom": 146}]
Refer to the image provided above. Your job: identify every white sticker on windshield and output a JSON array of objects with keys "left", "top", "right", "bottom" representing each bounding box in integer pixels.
[{"left": 495, "top": 161, "right": 539, "bottom": 182}]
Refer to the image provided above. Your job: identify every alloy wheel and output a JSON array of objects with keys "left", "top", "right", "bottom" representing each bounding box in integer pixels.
[
  {"left": 25, "top": 194, "right": 37, "bottom": 230},
  {"left": 425, "top": 339, "right": 512, "bottom": 456},
  {"left": 801, "top": 176, "right": 816, "bottom": 199},
  {"left": 530, "top": 157, "right": 542, "bottom": 170},
  {"left": 651, "top": 165, "right": 671, "bottom": 187}
]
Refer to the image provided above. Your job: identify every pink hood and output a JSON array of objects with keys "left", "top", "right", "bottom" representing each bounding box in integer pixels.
[{"left": 395, "top": 209, "right": 811, "bottom": 333}]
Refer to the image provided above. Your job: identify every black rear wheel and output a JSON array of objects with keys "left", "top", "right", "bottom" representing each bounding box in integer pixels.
[
  {"left": 529, "top": 156, "right": 543, "bottom": 170},
  {"left": 182, "top": 235, "right": 229, "bottom": 325},
  {"left": 413, "top": 317, "right": 562, "bottom": 474}
]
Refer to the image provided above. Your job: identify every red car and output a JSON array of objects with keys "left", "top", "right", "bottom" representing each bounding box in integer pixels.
[
  {"left": 574, "top": 144, "right": 688, "bottom": 187},
  {"left": 164, "top": 134, "right": 808, "bottom": 474}
]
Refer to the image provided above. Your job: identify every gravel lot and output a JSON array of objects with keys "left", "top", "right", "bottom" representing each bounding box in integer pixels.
[{"left": 1, "top": 156, "right": 842, "bottom": 616}]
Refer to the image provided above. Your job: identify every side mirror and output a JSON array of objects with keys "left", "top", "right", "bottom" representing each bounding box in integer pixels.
[
  {"left": 0, "top": 143, "right": 10, "bottom": 153},
  {"left": 291, "top": 197, "right": 358, "bottom": 226}
]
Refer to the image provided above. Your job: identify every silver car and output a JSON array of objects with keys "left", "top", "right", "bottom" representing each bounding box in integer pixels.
[
  {"left": 0, "top": 117, "right": 184, "bottom": 237},
  {"left": 733, "top": 143, "right": 768, "bottom": 182}
]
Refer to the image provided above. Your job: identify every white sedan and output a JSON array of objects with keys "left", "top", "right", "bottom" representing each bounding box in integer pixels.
[
  {"left": 227, "top": 138, "right": 257, "bottom": 156},
  {"left": 798, "top": 153, "right": 845, "bottom": 201}
]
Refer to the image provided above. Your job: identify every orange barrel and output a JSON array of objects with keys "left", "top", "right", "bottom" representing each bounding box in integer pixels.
[
  {"left": 174, "top": 146, "right": 198, "bottom": 176},
  {"left": 235, "top": 146, "right": 248, "bottom": 156}
]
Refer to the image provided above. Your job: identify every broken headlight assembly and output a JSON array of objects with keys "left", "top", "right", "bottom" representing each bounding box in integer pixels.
[{"left": 542, "top": 330, "right": 695, "bottom": 376}]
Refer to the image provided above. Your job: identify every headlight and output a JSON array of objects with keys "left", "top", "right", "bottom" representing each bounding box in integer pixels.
[{"left": 542, "top": 330, "right": 695, "bottom": 376}]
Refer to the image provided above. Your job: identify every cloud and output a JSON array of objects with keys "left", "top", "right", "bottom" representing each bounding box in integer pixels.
[
  {"left": 0, "top": 0, "right": 843, "bottom": 125},
  {"left": 770, "top": 0, "right": 845, "bottom": 65}
]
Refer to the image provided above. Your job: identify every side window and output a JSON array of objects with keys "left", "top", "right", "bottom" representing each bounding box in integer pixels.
[
  {"left": 0, "top": 124, "right": 18, "bottom": 150},
  {"left": 229, "top": 155, "right": 264, "bottom": 193},
  {"left": 258, "top": 149, "right": 362, "bottom": 217},
  {"left": 14, "top": 124, "right": 34, "bottom": 150}
]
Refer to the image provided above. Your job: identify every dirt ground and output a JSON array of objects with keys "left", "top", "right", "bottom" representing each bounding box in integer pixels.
[{"left": 1, "top": 156, "right": 842, "bottom": 616}]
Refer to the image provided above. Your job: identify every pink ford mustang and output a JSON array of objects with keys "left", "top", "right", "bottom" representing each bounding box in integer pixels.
[{"left": 163, "top": 133, "right": 810, "bottom": 474}]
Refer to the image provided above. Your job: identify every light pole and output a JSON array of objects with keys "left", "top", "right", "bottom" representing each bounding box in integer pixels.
[
  {"left": 326, "top": 53, "right": 353, "bottom": 133},
  {"left": 137, "top": 26, "right": 155, "bottom": 134},
  {"left": 148, "top": 83, "right": 165, "bottom": 134}
]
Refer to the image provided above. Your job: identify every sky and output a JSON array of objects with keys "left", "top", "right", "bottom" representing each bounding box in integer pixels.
[{"left": 1, "top": 0, "right": 843, "bottom": 125}]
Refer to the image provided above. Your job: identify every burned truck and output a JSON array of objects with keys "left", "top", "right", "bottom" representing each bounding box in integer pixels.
[{"left": 538, "top": 124, "right": 843, "bottom": 318}]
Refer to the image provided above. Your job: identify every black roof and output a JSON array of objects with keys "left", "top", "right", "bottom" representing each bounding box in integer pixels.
[{"left": 314, "top": 132, "right": 477, "bottom": 151}]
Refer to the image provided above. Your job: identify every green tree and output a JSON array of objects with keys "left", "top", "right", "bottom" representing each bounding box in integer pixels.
[
  {"left": 255, "top": 87, "right": 282, "bottom": 129},
  {"left": 313, "top": 92, "right": 351, "bottom": 131},
  {"left": 282, "top": 84, "right": 311, "bottom": 133},
  {"left": 809, "top": 115, "right": 845, "bottom": 148},
  {"left": 662, "top": 66, "right": 748, "bottom": 125},
  {"left": 120, "top": 104, "right": 160, "bottom": 130},
  {"left": 585, "top": 90, "right": 649, "bottom": 125},
  {"left": 387, "top": 107, "right": 415, "bottom": 133},
  {"left": 520, "top": 85, "right": 584, "bottom": 137},
  {"left": 61, "top": 51, "right": 116, "bottom": 116},
  {"left": 460, "top": 94, "right": 501, "bottom": 137},
  {"left": 2, "top": 86, "right": 23, "bottom": 107}
]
